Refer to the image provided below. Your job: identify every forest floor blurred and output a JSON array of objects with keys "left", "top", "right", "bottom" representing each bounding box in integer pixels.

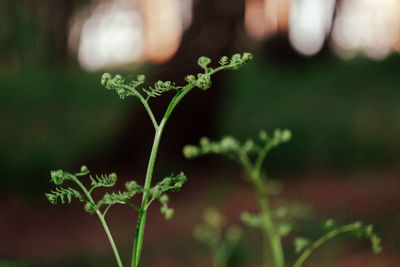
[{"left": 1, "top": 164, "right": 400, "bottom": 267}]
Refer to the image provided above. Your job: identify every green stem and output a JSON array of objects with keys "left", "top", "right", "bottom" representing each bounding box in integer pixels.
[
  {"left": 251, "top": 172, "right": 285, "bottom": 267},
  {"left": 73, "top": 178, "right": 123, "bottom": 267},
  {"left": 293, "top": 223, "right": 362, "bottom": 267},
  {"left": 132, "top": 119, "right": 166, "bottom": 267},
  {"left": 131, "top": 84, "right": 195, "bottom": 267},
  {"left": 123, "top": 85, "right": 158, "bottom": 131},
  {"left": 250, "top": 143, "right": 284, "bottom": 267}
]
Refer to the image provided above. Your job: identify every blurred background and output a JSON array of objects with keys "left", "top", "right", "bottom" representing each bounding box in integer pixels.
[{"left": 1, "top": 0, "right": 400, "bottom": 266}]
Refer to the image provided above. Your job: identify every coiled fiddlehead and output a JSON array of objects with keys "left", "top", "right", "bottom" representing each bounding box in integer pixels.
[{"left": 90, "top": 173, "right": 118, "bottom": 189}]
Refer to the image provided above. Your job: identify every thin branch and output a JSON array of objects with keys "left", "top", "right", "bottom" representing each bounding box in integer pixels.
[{"left": 123, "top": 85, "right": 159, "bottom": 131}]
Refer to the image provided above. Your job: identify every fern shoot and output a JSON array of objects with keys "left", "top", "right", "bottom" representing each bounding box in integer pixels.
[
  {"left": 46, "top": 53, "right": 253, "bottom": 267},
  {"left": 184, "top": 130, "right": 382, "bottom": 267}
]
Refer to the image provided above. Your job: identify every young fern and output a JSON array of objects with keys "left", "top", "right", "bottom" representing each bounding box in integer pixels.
[
  {"left": 46, "top": 53, "right": 253, "bottom": 267},
  {"left": 184, "top": 129, "right": 291, "bottom": 267},
  {"left": 184, "top": 130, "right": 382, "bottom": 267},
  {"left": 194, "top": 208, "right": 242, "bottom": 267}
]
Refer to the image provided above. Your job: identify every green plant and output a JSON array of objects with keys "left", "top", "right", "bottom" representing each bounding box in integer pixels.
[
  {"left": 194, "top": 208, "right": 242, "bottom": 267},
  {"left": 183, "top": 130, "right": 382, "bottom": 267},
  {"left": 45, "top": 53, "right": 253, "bottom": 267}
]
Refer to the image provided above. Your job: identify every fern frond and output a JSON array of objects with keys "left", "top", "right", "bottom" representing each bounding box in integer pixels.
[
  {"left": 50, "top": 169, "right": 74, "bottom": 185},
  {"left": 183, "top": 129, "right": 292, "bottom": 159},
  {"left": 219, "top": 56, "right": 229, "bottom": 66},
  {"left": 156, "top": 172, "right": 187, "bottom": 193},
  {"left": 46, "top": 187, "right": 85, "bottom": 205},
  {"left": 97, "top": 191, "right": 136, "bottom": 208},
  {"left": 90, "top": 173, "right": 118, "bottom": 189},
  {"left": 143, "top": 80, "right": 179, "bottom": 98},
  {"left": 130, "top": 74, "right": 146, "bottom": 87}
]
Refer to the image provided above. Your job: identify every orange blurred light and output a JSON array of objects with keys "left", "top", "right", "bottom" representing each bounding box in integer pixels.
[
  {"left": 245, "top": 0, "right": 267, "bottom": 39},
  {"left": 69, "top": 0, "right": 193, "bottom": 70},
  {"left": 244, "top": 0, "right": 291, "bottom": 40},
  {"left": 142, "top": 0, "right": 182, "bottom": 63}
]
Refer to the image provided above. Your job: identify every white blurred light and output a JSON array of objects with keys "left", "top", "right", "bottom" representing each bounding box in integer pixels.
[
  {"left": 77, "top": 1, "right": 144, "bottom": 71},
  {"left": 331, "top": 0, "right": 400, "bottom": 60},
  {"left": 289, "top": 0, "right": 335, "bottom": 56},
  {"left": 70, "top": 0, "right": 194, "bottom": 70}
]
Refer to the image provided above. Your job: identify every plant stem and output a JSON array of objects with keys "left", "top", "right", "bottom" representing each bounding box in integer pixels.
[
  {"left": 293, "top": 223, "right": 362, "bottom": 267},
  {"left": 96, "top": 210, "right": 124, "bottom": 267},
  {"left": 131, "top": 84, "right": 195, "bottom": 267},
  {"left": 73, "top": 178, "right": 123, "bottom": 267},
  {"left": 123, "top": 85, "right": 158, "bottom": 131},
  {"left": 132, "top": 118, "right": 166, "bottom": 267},
  {"left": 250, "top": 142, "right": 284, "bottom": 267},
  {"left": 251, "top": 172, "right": 285, "bottom": 267}
]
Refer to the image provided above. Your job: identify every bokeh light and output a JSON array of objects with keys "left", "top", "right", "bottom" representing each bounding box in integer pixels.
[
  {"left": 331, "top": 0, "right": 400, "bottom": 60},
  {"left": 244, "top": 0, "right": 400, "bottom": 59},
  {"left": 69, "top": 0, "right": 193, "bottom": 71},
  {"left": 77, "top": 0, "right": 144, "bottom": 71},
  {"left": 142, "top": 0, "right": 182, "bottom": 63},
  {"left": 288, "top": 0, "right": 335, "bottom": 56}
]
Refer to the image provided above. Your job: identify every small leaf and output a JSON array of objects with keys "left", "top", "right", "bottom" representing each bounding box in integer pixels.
[
  {"left": 280, "top": 129, "right": 292, "bottom": 142},
  {"left": 46, "top": 187, "right": 84, "bottom": 205},
  {"left": 95, "top": 191, "right": 137, "bottom": 211},
  {"left": 204, "top": 208, "right": 224, "bottom": 228},
  {"left": 160, "top": 206, "right": 174, "bottom": 220},
  {"left": 80, "top": 165, "right": 89, "bottom": 174},
  {"left": 219, "top": 56, "right": 229, "bottom": 65},
  {"left": 85, "top": 202, "right": 97, "bottom": 215},
  {"left": 324, "top": 218, "right": 335, "bottom": 229},
  {"left": 143, "top": 80, "right": 178, "bottom": 98},
  {"left": 125, "top": 180, "right": 144, "bottom": 193},
  {"left": 159, "top": 194, "right": 169, "bottom": 204},
  {"left": 294, "top": 237, "right": 311, "bottom": 254},
  {"left": 240, "top": 212, "right": 263, "bottom": 228},
  {"left": 277, "top": 223, "right": 293, "bottom": 237},
  {"left": 90, "top": 173, "right": 118, "bottom": 189}
]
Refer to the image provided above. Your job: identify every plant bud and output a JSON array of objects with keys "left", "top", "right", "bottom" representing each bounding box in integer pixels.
[
  {"left": 137, "top": 74, "right": 145, "bottom": 83},
  {"left": 198, "top": 56, "right": 211, "bottom": 68},
  {"left": 183, "top": 145, "right": 199, "bottom": 158},
  {"left": 196, "top": 74, "right": 211, "bottom": 90},
  {"left": 126, "top": 181, "right": 138, "bottom": 192},
  {"left": 80, "top": 165, "right": 88, "bottom": 173},
  {"left": 101, "top": 73, "right": 112, "bottom": 89},
  {"left": 50, "top": 170, "right": 64, "bottom": 185},
  {"left": 85, "top": 202, "right": 96, "bottom": 215},
  {"left": 281, "top": 129, "right": 292, "bottom": 142}
]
